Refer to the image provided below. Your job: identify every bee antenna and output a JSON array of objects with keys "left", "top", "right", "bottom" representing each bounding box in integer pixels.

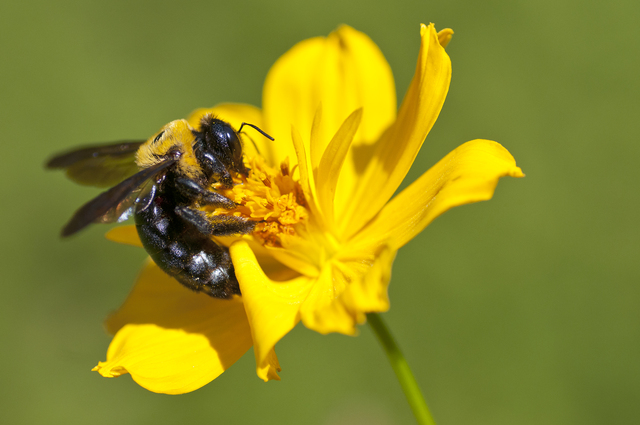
[{"left": 238, "top": 123, "right": 275, "bottom": 141}]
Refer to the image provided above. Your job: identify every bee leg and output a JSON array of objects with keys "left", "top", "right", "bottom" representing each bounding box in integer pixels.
[
  {"left": 175, "top": 206, "right": 255, "bottom": 236},
  {"left": 195, "top": 150, "right": 234, "bottom": 187},
  {"left": 174, "top": 177, "right": 236, "bottom": 209}
]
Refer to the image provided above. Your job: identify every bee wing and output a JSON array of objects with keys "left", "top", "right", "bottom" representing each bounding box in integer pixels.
[
  {"left": 61, "top": 159, "right": 176, "bottom": 237},
  {"left": 46, "top": 140, "right": 145, "bottom": 188},
  {"left": 93, "top": 186, "right": 142, "bottom": 225},
  {"left": 96, "top": 176, "right": 158, "bottom": 224}
]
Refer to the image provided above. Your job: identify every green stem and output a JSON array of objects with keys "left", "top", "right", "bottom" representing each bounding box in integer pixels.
[{"left": 367, "top": 312, "right": 436, "bottom": 425}]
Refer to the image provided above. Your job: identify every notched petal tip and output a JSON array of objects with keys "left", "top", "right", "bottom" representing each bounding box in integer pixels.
[
  {"left": 337, "top": 21, "right": 452, "bottom": 238},
  {"left": 92, "top": 362, "right": 127, "bottom": 378},
  {"left": 257, "top": 348, "right": 282, "bottom": 382},
  {"left": 437, "top": 28, "right": 454, "bottom": 48},
  {"left": 333, "top": 23, "right": 357, "bottom": 40},
  {"left": 231, "top": 240, "right": 311, "bottom": 381},
  {"left": 263, "top": 22, "right": 396, "bottom": 169}
]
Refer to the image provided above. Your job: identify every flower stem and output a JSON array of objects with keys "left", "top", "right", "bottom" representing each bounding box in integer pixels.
[{"left": 367, "top": 312, "right": 436, "bottom": 425}]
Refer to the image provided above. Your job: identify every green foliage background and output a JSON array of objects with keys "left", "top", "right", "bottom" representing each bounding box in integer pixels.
[{"left": 1, "top": 1, "right": 638, "bottom": 424}]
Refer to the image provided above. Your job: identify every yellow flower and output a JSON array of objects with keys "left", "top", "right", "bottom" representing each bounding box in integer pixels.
[{"left": 93, "top": 23, "right": 523, "bottom": 394}]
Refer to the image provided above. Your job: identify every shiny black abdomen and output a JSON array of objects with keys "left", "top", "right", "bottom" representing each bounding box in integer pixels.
[{"left": 134, "top": 182, "right": 240, "bottom": 299}]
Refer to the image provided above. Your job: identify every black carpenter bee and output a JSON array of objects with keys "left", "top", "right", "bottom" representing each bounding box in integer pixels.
[{"left": 46, "top": 114, "right": 272, "bottom": 299}]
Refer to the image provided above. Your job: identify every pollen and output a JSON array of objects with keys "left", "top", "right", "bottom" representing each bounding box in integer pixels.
[{"left": 207, "top": 156, "right": 308, "bottom": 248}]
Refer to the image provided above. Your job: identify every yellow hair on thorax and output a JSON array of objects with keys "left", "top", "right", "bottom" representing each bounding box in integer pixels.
[{"left": 136, "top": 119, "right": 201, "bottom": 179}]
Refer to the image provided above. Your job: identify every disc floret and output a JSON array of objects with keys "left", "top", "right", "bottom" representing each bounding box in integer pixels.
[{"left": 208, "top": 156, "right": 308, "bottom": 248}]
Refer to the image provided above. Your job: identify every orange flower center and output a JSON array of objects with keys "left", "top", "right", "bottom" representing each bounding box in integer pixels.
[{"left": 206, "top": 156, "right": 308, "bottom": 248}]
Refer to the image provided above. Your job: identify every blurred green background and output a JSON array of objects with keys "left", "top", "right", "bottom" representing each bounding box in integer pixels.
[{"left": 1, "top": 0, "right": 638, "bottom": 424}]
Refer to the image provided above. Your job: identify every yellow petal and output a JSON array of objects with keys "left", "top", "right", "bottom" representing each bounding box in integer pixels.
[
  {"left": 437, "top": 28, "right": 454, "bottom": 48},
  {"left": 299, "top": 247, "right": 396, "bottom": 335},
  {"left": 291, "top": 126, "right": 323, "bottom": 225},
  {"left": 263, "top": 25, "right": 396, "bottom": 168},
  {"left": 105, "top": 225, "right": 142, "bottom": 247},
  {"left": 298, "top": 263, "right": 351, "bottom": 334},
  {"left": 214, "top": 236, "right": 302, "bottom": 281},
  {"left": 257, "top": 348, "right": 282, "bottom": 382},
  {"left": 337, "top": 247, "right": 395, "bottom": 317},
  {"left": 186, "top": 103, "right": 269, "bottom": 162},
  {"left": 336, "top": 23, "right": 452, "bottom": 239},
  {"left": 230, "top": 241, "right": 313, "bottom": 379},
  {"left": 93, "top": 259, "right": 256, "bottom": 394},
  {"left": 351, "top": 140, "right": 524, "bottom": 251},
  {"left": 316, "top": 108, "right": 362, "bottom": 231}
]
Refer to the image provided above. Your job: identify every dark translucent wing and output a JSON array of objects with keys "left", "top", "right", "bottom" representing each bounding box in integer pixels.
[
  {"left": 64, "top": 156, "right": 142, "bottom": 188},
  {"left": 46, "top": 140, "right": 145, "bottom": 188},
  {"left": 96, "top": 177, "right": 157, "bottom": 224},
  {"left": 93, "top": 186, "right": 141, "bottom": 225},
  {"left": 61, "top": 160, "right": 176, "bottom": 237},
  {"left": 46, "top": 140, "right": 145, "bottom": 168}
]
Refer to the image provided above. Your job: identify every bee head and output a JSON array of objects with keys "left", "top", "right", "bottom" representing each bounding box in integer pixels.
[{"left": 195, "top": 114, "right": 249, "bottom": 177}]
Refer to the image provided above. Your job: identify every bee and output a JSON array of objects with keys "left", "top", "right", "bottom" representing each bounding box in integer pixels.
[{"left": 46, "top": 114, "right": 272, "bottom": 299}]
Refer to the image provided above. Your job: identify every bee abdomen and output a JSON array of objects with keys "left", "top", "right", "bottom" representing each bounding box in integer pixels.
[
  {"left": 171, "top": 239, "right": 240, "bottom": 299},
  {"left": 135, "top": 197, "right": 240, "bottom": 299}
]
